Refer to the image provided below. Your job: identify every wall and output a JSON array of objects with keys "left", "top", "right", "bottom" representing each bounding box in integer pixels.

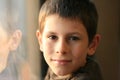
[{"left": 94, "top": 0, "right": 120, "bottom": 80}]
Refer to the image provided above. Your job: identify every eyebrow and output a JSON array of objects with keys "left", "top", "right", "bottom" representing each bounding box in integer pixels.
[
  {"left": 67, "top": 32, "right": 82, "bottom": 35},
  {"left": 47, "top": 31, "right": 82, "bottom": 36},
  {"left": 46, "top": 31, "right": 57, "bottom": 34}
]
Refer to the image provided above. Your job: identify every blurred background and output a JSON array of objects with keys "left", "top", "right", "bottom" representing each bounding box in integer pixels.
[
  {"left": 94, "top": 0, "right": 120, "bottom": 80},
  {"left": 0, "top": 0, "right": 119, "bottom": 80}
]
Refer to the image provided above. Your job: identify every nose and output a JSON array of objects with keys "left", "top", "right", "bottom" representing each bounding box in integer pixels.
[{"left": 55, "top": 39, "right": 69, "bottom": 54}]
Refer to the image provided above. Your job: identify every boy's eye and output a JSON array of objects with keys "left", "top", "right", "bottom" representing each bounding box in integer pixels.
[
  {"left": 48, "top": 35, "right": 57, "bottom": 40},
  {"left": 68, "top": 36, "right": 80, "bottom": 41}
]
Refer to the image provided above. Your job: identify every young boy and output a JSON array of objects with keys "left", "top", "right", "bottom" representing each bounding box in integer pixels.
[{"left": 36, "top": 0, "right": 103, "bottom": 79}]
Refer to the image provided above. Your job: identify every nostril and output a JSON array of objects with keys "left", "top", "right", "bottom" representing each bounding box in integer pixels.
[{"left": 56, "top": 50, "right": 67, "bottom": 54}]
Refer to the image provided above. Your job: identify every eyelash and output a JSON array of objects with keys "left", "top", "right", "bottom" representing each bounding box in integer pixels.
[
  {"left": 68, "top": 36, "right": 80, "bottom": 41},
  {"left": 48, "top": 35, "right": 80, "bottom": 41},
  {"left": 48, "top": 35, "right": 58, "bottom": 40}
]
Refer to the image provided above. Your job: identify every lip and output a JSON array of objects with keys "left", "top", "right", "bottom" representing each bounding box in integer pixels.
[{"left": 51, "top": 59, "right": 72, "bottom": 65}]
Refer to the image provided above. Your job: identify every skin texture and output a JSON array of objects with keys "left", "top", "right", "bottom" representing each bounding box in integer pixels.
[
  {"left": 0, "top": 26, "right": 10, "bottom": 72},
  {"left": 36, "top": 14, "right": 100, "bottom": 78}
]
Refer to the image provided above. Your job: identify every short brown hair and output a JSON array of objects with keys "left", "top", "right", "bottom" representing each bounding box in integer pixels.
[{"left": 39, "top": 0, "right": 98, "bottom": 43}]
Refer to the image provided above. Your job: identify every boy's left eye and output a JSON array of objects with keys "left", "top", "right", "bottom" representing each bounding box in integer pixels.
[{"left": 68, "top": 36, "right": 80, "bottom": 41}]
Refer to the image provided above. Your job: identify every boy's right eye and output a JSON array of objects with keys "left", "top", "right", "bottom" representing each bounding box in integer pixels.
[{"left": 48, "top": 35, "right": 57, "bottom": 40}]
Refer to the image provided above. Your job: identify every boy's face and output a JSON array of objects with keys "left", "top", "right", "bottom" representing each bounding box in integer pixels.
[
  {"left": 37, "top": 14, "right": 98, "bottom": 77},
  {"left": 0, "top": 27, "right": 9, "bottom": 52},
  {"left": 0, "top": 26, "right": 11, "bottom": 72}
]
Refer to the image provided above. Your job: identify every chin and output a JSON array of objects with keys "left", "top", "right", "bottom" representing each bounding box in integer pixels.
[
  {"left": 55, "top": 72, "right": 72, "bottom": 79},
  {"left": 54, "top": 69, "right": 71, "bottom": 76}
]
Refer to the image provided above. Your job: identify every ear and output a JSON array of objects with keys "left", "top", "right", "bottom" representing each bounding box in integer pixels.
[
  {"left": 87, "top": 34, "right": 101, "bottom": 56},
  {"left": 9, "top": 30, "right": 22, "bottom": 51},
  {"left": 36, "top": 30, "right": 43, "bottom": 51}
]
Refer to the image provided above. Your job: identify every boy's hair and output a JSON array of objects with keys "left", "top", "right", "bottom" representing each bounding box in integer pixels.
[{"left": 39, "top": 0, "right": 98, "bottom": 43}]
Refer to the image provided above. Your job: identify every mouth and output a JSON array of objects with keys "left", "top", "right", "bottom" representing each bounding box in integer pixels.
[{"left": 51, "top": 59, "right": 72, "bottom": 65}]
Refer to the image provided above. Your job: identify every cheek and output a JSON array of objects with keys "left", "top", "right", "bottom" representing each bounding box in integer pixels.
[
  {"left": 0, "top": 43, "right": 10, "bottom": 60},
  {"left": 71, "top": 45, "right": 88, "bottom": 64},
  {"left": 73, "top": 48, "right": 88, "bottom": 60},
  {"left": 42, "top": 40, "right": 54, "bottom": 54},
  {"left": 72, "top": 42, "right": 88, "bottom": 55},
  {"left": 73, "top": 51, "right": 87, "bottom": 67},
  {"left": 42, "top": 41, "right": 54, "bottom": 65}
]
